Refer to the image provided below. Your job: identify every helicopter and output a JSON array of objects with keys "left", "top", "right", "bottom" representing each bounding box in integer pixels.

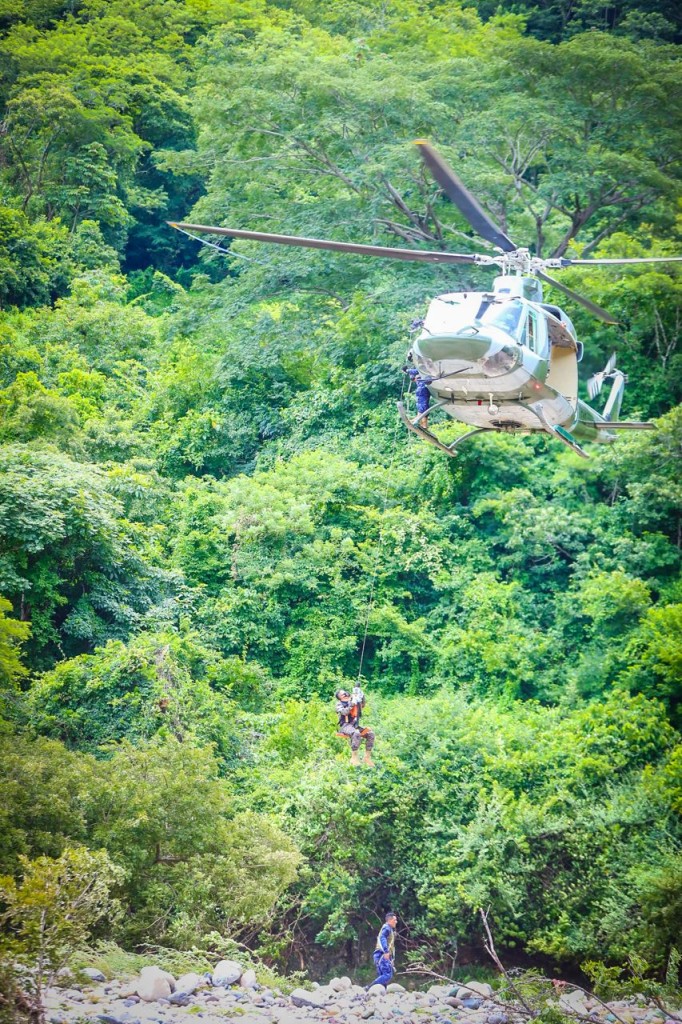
[{"left": 169, "top": 141, "right": 682, "bottom": 458}]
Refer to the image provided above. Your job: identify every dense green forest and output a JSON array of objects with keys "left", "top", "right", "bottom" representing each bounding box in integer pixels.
[{"left": 0, "top": 0, "right": 681, "bottom": 1009}]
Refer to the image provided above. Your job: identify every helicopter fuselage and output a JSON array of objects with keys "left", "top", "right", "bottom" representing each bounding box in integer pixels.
[{"left": 410, "top": 284, "right": 615, "bottom": 442}]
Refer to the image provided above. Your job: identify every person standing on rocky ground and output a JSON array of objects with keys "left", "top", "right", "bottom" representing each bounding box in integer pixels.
[{"left": 366, "top": 912, "right": 397, "bottom": 990}]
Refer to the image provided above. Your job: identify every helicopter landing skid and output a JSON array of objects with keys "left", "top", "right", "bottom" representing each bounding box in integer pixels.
[
  {"left": 531, "top": 403, "right": 589, "bottom": 458},
  {"left": 397, "top": 402, "right": 492, "bottom": 456}
]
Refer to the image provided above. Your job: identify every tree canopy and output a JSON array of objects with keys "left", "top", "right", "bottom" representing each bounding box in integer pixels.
[{"left": 0, "top": 0, "right": 680, "bottom": 991}]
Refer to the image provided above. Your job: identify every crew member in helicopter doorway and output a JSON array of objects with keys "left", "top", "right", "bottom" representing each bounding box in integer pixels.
[
  {"left": 366, "top": 912, "right": 398, "bottom": 990},
  {"left": 403, "top": 365, "right": 434, "bottom": 429}
]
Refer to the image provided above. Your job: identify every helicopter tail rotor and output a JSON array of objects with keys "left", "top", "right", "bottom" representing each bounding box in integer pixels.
[{"left": 587, "top": 352, "right": 618, "bottom": 400}]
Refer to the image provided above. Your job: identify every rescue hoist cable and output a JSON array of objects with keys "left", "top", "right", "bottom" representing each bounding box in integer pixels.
[{"left": 355, "top": 374, "right": 408, "bottom": 686}]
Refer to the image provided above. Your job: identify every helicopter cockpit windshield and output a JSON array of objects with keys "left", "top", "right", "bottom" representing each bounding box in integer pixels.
[
  {"left": 479, "top": 301, "right": 524, "bottom": 339},
  {"left": 423, "top": 295, "right": 526, "bottom": 341}
]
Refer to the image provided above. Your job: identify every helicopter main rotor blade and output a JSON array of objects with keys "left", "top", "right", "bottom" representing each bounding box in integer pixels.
[
  {"left": 414, "top": 141, "right": 517, "bottom": 254},
  {"left": 169, "top": 222, "right": 485, "bottom": 265},
  {"left": 562, "top": 256, "right": 682, "bottom": 266},
  {"left": 535, "top": 270, "right": 619, "bottom": 324}
]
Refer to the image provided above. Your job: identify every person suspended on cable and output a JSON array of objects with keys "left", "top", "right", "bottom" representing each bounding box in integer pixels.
[
  {"left": 335, "top": 686, "right": 375, "bottom": 767},
  {"left": 367, "top": 912, "right": 398, "bottom": 990},
  {"left": 402, "top": 364, "right": 434, "bottom": 430}
]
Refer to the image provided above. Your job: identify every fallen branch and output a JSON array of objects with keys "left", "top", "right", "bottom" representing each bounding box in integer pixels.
[
  {"left": 400, "top": 962, "right": 535, "bottom": 1018},
  {"left": 480, "top": 908, "right": 537, "bottom": 1018}
]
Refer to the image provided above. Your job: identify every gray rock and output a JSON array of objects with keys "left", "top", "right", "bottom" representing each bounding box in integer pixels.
[
  {"left": 463, "top": 985, "right": 493, "bottom": 1000},
  {"left": 97, "top": 1016, "right": 125, "bottom": 1024},
  {"left": 445, "top": 999, "right": 463, "bottom": 1009},
  {"left": 388, "top": 985, "right": 406, "bottom": 994},
  {"left": 368, "top": 986, "right": 387, "bottom": 998},
  {"left": 290, "top": 988, "right": 329, "bottom": 1010},
  {"left": 487, "top": 1014, "right": 508, "bottom": 1024},
  {"left": 212, "top": 960, "right": 244, "bottom": 987},
  {"left": 64, "top": 990, "right": 86, "bottom": 1002},
  {"left": 123, "top": 999, "right": 140, "bottom": 1007},
  {"left": 560, "top": 993, "right": 589, "bottom": 1017},
  {"left": 240, "top": 970, "right": 258, "bottom": 990},
  {"left": 84, "top": 970, "right": 107, "bottom": 984},
  {"left": 136, "top": 967, "right": 175, "bottom": 1002},
  {"left": 169, "top": 994, "right": 191, "bottom": 1007},
  {"left": 175, "top": 973, "right": 201, "bottom": 996},
  {"left": 49, "top": 1016, "right": 69, "bottom": 1024}
]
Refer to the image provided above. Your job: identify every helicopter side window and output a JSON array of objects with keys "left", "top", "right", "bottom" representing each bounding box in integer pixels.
[
  {"left": 526, "top": 310, "right": 535, "bottom": 350},
  {"left": 524, "top": 309, "right": 547, "bottom": 357}
]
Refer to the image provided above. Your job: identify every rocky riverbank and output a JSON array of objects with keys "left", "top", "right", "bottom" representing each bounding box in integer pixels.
[{"left": 42, "top": 960, "right": 680, "bottom": 1024}]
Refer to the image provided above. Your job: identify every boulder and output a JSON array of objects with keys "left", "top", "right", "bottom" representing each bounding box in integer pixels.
[
  {"left": 368, "top": 985, "right": 387, "bottom": 997},
  {"left": 461, "top": 984, "right": 493, "bottom": 1000},
  {"left": 241, "top": 969, "right": 258, "bottom": 990},
  {"left": 445, "top": 998, "right": 463, "bottom": 1009},
  {"left": 290, "top": 988, "right": 329, "bottom": 1009},
  {"left": 175, "top": 973, "right": 201, "bottom": 996},
  {"left": 560, "top": 992, "right": 589, "bottom": 1017},
  {"left": 330, "top": 977, "right": 353, "bottom": 993},
  {"left": 213, "top": 960, "right": 244, "bottom": 987},
  {"left": 487, "top": 1014, "right": 508, "bottom": 1024},
  {"left": 388, "top": 985, "right": 406, "bottom": 994},
  {"left": 136, "top": 967, "right": 175, "bottom": 1002},
  {"left": 83, "top": 969, "right": 107, "bottom": 984},
  {"left": 313, "top": 985, "right": 339, "bottom": 1002}
]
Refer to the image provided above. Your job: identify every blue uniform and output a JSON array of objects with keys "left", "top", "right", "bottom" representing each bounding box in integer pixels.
[
  {"left": 404, "top": 367, "right": 434, "bottom": 415},
  {"left": 368, "top": 922, "right": 395, "bottom": 988}
]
